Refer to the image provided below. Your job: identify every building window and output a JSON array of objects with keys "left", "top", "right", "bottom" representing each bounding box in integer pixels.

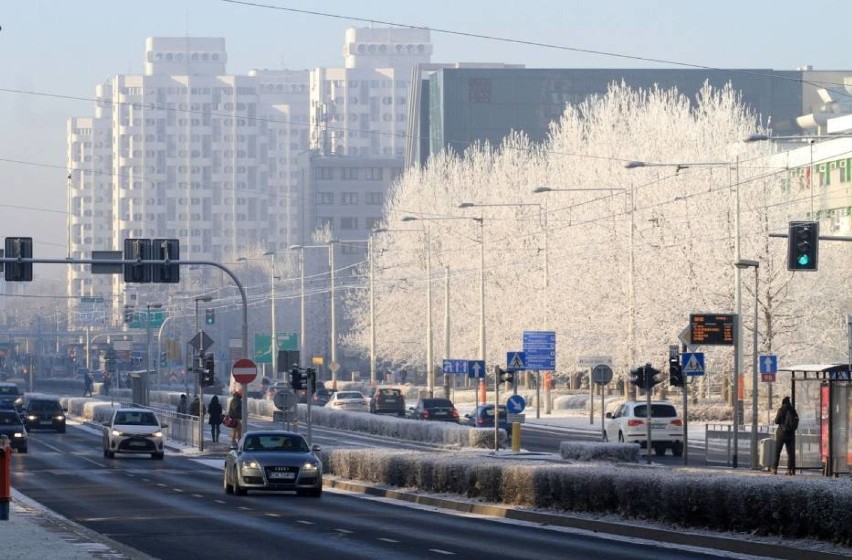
[
  {"left": 366, "top": 192, "right": 383, "bottom": 205},
  {"left": 469, "top": 78, "right": 492, "bottom": 103},
  {"left": 316, "top": 167, "right": 333, "bottom": 180},
  {"left": 340, "top": 217, "right": 358, "bottom": 230},
  {"left": 341, "top": 167, "right": 359, "bottom": 180},
  {"left": 341, "top": 192, "right": 358, "bottom": 205},
  {"left": 316, "top": 192, "right": 334, "bottom": 205},
  {"left": 315, "top": 217, "right": 333, "bottom": 229},
  {"left": 365, "top": 168, "right": 383, "bottom": 181}
]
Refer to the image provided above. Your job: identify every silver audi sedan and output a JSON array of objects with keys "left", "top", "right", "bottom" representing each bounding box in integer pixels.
[{"left": 223, "top": 431, "right": 322, "bottom": 497}]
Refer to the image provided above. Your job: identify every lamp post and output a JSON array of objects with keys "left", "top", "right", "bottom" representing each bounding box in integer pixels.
[
  {"left": 144, "top": 303, "right": 163, "bottom": 407},
  {"left": 263, "top": 251, "right": 278, "bottom": 379},
  {"left": 194, "top": 295, "right": 212, "bottom": 452},
  {"left": 289, "top": 244, "right": 331, "bottom": 376},
  {"left": 735, "top": 259, "right": 760, "bottom": 469}
]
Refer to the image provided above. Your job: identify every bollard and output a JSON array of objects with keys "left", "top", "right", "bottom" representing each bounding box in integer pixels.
[
  {"left": 0, "top": 435, "right": 10, "bottom": 521},
  {"left": 511, "top": 422, "right": 521, "bottom": 453}
]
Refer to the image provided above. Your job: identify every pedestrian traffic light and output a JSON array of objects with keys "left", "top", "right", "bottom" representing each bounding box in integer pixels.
[
  {"left": 160, "top": 352, "right": 167, "bottom": 368},
  {"left": 205, "top": 308, "right": 215, "bottom": 325},
  {"left": 201, "top": 355, "right": 215, "bottom": 387},
  {"left": 669, "top": 347, "right": 684, "bottom": 387},
  {"left": 787, "top": 220, "right": 819, "bottom": 271},
  {"left": 495, "top": 366, "right": 514, "bottom": 385},
  {"left": 630, "top": 367, "right": 646, "bottom": 389},
  {"left": 4, "top": 237, "right": 33, "bottom": 281},
  {"left": 289, "top": 367, "right": 303, "bottom": 391},
  {"left": 123, "top": 305, "right": 136, "bottom": 324}
]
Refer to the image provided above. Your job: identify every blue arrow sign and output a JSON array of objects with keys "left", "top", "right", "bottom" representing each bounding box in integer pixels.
[
  {"left": 759, "top": 355, "right": 777, "bottom": 374},
  {"left": 442, "top": 359, "right": 469, "bottom": 375},
  {"left": 467, "top": 360, "right": 486, "bottom": 378},
  {"left": 681, "top": 352, "right": 705, "bottom": 376},
  {"left": 506, "top": 394, "right": 526, "bottom": 414},
  {"left": 506, "top": 351, "right": 526, "bottom": 372},
  {"left": 523, "top": 331, "right": 556, "bottom": 370}
]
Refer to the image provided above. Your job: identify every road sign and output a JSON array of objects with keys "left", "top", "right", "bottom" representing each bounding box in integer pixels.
[
  {"left": 523, "top": 331, "right": 556, "bottom": 370},
  {"left": 442, "top": 359, "right": 469, "bottom": 375},
  {"left": 467, "top": 360, "right": 486, "bottom": 378},
  {"left": 329, "top": 361, "right": 341, "bottom": 373},
  {"left": 506, "top": 352, "right": 526, "bottom": 372},
  {"left": 253, "top": 332, "right": 298, "bottom": 364},
  {"left": 689, "top": 314, "right": 735, "bottom": 346},
  {"left": 128, "top": 309, "right": 167, "bottom": 329},
  {"left": 578, "top": 355, "right": 612, "bottom": 368},
  {"left": 232, "top": 358, "right": 258, "bottom": 384},
  {"left": 761, "top": 373, "right": 777, "bottom": 383},
  {"left": 759, "top": 355, "right": 778, "bottom": 374},
  {"left": 591, "top": 364, "right": 614, "bottom": 385},
  {"left": 312, "top": 356, "right": 324, "bottom": 366},
  {"left": 273, "top": 390, "right": 296, "bottom": 411},
  {"left": 506, "top": 394, "right": 526, "bottom": 414},
  {"left": 682, "top": 352, "right": 705, "bottom": 376},
  {"left": 189, "top": 331, "right": 215, "bottom": 353},
  {"left": 507, "top": 413, "right": 526, "bottom": 424}
]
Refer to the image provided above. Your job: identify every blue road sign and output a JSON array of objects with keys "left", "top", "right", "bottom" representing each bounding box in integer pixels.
[
  {"left": 506, "top": 351, "right": 526, "bottom": 372},
  {"left": 467, "top": 360, "right": 486, "bottom": 378},
  {"left": 523, "top": 331, "right": 556, "bottom": 370},
  {"left": 759, "top": 355, "right": 778, "bottom": 374},
  {"left": 682, "top": 352, "right": 705, "bottom": 376},
  {"left": 506, "top": 394, "right": 526, "bottom": 414},
  {"left": 442, "top": 359, "right": 469, "bottom": 375}
]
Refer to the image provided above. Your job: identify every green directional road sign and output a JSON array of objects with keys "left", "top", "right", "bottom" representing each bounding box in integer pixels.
[
  {"left": 253, "top": 332, "right": 298, "bottom": 364},
  {"left": 128, "top": 309, "right": 167, "bottom": 329}
]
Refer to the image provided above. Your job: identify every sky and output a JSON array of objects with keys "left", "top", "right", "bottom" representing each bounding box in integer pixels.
[{"left": 3, "top": 0, "right": 852, "bottom": 273}]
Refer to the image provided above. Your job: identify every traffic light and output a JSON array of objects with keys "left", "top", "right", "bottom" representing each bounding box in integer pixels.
[
  {"left": 669, "top": 347, "right": 684, "bottom": 387},
  {"left": 160, "top": 352, "right": 167, "bottom": 368},
  {"left": 123, "top": 238, "right": 153, "bottom": 283},
  {"left": 787, "top": 220, "right": 819, "bottom": 271},
  {"left": 495, "top": 366, "right": 514, "bottom": 385},
  {"left": 4, "top": 237, "right": 33, "bottom": 281},
  {"left": 201, "top": 354, "right": 215, "bottom": 387},
  {"left": 630, "top": 367, "right": 646, "bottom": 389},
  {"left": 123, "top": 305, "right": 136, "bottom": 324},
  {"left": 289, "top": 367, "right": 303, "bottom": 391},
  {"left": 643, "top": 364, "right": 663, "bottom": 390},
  {"left": 305, "top": 367, "right": 316, "bottom": 388},
  {"left": 205, "top": 308, "right": 215, "bottom": 325}
]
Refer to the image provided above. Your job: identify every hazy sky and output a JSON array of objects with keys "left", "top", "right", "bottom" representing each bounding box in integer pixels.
[{"left": 3, "top": 0, "right": 852, "bottom": 269}]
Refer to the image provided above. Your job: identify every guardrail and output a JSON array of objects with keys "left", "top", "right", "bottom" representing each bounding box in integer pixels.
[{"left": 705, "top": 423, "right": 822, "bottom": 470}]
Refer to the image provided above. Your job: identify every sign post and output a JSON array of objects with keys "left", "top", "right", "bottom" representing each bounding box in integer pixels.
[
  {"left": 523, "top": 331, "right": 556, "bottom": 418},
  {"left": 591, "top": 364, "right": 613, "bottom": 441},
  {"left": 232, "top": 358, "right": 258, "bottom": 430}
]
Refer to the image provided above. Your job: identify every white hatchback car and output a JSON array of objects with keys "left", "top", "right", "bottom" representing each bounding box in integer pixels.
[
  {"left": 103, "top": 408, "right": 167, "bottom": 459},
  {"left": 324, "top": 391, "right": 369, "bottom": 412},
  {"left": 604, "top": 400, "right": 684, "bottom": 456}
]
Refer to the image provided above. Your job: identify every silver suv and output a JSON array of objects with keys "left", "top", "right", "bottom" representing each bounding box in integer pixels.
[{"left": 604, "top": 400, "right": 684, "bottom": 456}]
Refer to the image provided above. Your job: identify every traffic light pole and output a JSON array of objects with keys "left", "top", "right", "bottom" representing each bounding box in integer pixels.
[{"left": 645, "top": 366, "right": 653, "bottom": 465}]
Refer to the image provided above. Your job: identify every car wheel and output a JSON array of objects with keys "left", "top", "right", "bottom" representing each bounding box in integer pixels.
[
  {"left": 152, "top": 452, "right": 164, "bottom": 460},
  {"left": 309, "top": 487, "right": 322, "bottom": 498},
  {"left": 224, "top": 471, "right": 233, "bottom": 494},
  {"left": 603, "top": 430, "right": 609, "bottom": 442},
  {"left": 618, "top": 432, "right": 624, "bottom": 443},
  {"left": 654, "top": 444, "right": 666, "bottom": 456},
  {"left": 106, "top": 449, "right": 115, "bottom": 459},
  {"left": 19, "top": 446, "right": 27, "bottom": 454},
  {"left": 672, "top": 441, "right": 684, "bottom": 457},
  {"left": 57, "top": 426, "right": 66, "bottom": 434},
  {"left": 233, "top": 469, "right": 247, "bottom": 496}
]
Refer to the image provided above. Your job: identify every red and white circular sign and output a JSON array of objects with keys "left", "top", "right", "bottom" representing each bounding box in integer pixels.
[{"left": 231, "top": 358, "right": 258, "bottom": 384}]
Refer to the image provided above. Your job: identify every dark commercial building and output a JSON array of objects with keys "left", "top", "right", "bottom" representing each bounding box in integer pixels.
[{"left": 407, "top": 67, "right": 847, "bottom": 167}]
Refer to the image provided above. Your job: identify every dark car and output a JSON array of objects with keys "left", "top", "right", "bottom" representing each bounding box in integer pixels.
[
  {"left": 369, "top": 387, "right": 405, "bottom": 416},
  {"left": 463, "top": 404, "right": 510, "bottom": 432},
  {"left": 406, "top": 398, "right": 460, "bottom": 422},
  {"left": 0, "top": 409, "right": 27, "bottom": 452},
  {"left": 0, "top": 382, "right": 24, "bottom": 411},
  {"left": 23, "top": 397, "right": 67, "bottom": 433},
  {"left": 224, "top": 430, "right": 322, "bottom": 497}
]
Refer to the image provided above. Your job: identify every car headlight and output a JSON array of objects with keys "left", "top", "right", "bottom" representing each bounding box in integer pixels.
[
  {"left": 240, "top": 460, "right": 261, "bottom": 471},
  {"left": 14, "top": 398, "right": 23, "bottom": 406},
  {"left": 55, "top": 415, "right": 65, "bottom": 421},
  {"left": 302, "top": 462, "right": 318, "bottom": 471},
  {"left": 112, "top": 429, "right": 125, "bottom": 437},
  {"left": 27, "top": 415, "right": 37, "bottom": 421},
  {"left": 151, "top": 431, "right": 163, "bottom": 438},
  {"left": 13, "top": 432, "right": 24, "bottom": 438}
]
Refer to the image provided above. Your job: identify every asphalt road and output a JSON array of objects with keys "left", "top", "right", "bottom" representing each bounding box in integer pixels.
[{"left": 13, "top": 421, "right": 744, "bottom": 560}]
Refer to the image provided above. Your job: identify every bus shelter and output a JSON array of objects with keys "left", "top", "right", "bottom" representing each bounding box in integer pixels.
[{"left": 779, "top": 364, "right": 851, "bottom": 477}]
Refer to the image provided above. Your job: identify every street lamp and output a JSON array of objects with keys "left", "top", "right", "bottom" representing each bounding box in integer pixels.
[
  {"left": 263, "top": 251, "right": 278, "bottom": 378},
  {"left": 289, "top": 244, "right": 330, "bottom": 376},
  {"left": 735, "top": 259, "right": 760, "bottom": 470},
  {"left": 144, "top": 303, "right": 163, "bottom": 407}
]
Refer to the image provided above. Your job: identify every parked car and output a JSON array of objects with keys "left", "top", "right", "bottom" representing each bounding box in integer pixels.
[
  {"left": 325, "top": 391, "right": 369, "bottom": 412},
  {"left": 0, "top": 408, "right": 27, "bottom": 452},
  {"left": 223, "top": 430, "right": 322, "bottom": 497},
  {"left": 296, "top": 381, "right": 331, "bottom": 406},
  {"left": 604, "top": 400, "right": 684, "bottom": 456},
  {"left": 406, "top": 398, "right": 460, "bottom": 422},
  {"left": 102, "top": 408, "right": 167, "bottom": 460},
  {"left": 462, "top": 404, "right": 509, "bottom": 432},
  {"left": 0, "top": 382, "right": 24, "bottom": 411},
  {"left": 369, "top": 387, "right": 405, "bottom": 416},
  {"left": 22, "top": 397, "right": 67, "bottom": 433}
]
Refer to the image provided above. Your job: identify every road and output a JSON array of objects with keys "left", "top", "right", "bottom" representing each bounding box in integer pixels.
[{"left": 13, "top": 420, "right": 745, "bottom": 560}]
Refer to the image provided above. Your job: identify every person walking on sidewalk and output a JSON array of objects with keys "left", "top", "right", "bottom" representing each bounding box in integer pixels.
[
  {"left": 772, "top": 396, "right": 799, "bottom": 475},
  {"left": 208, "top": 395, "right": 223, "bottom": 443},
  {"left": 227, "top": 390, "right": 243, "bottom": 447}
]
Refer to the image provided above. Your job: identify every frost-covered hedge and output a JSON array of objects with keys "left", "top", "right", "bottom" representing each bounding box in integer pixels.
[
  {"left": 321, "top": 448, "right": 852, "bottom": 545},
  {"left": 560, "top": 441, "right": 640, "bottom": 463}
]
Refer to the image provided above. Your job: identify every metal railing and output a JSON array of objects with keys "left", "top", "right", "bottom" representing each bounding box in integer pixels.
[{"left": 705, "top": 423, "right": 822, "bottom": 470}]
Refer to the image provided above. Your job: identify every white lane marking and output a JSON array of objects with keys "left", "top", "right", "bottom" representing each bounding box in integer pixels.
[
  {"left": 238, "top": 506, "right": 252, "bottom": 510},
  {"left": 296, "top": 520, "right": 314, "bottom": 525},
  {"left": 192, "top": 494, "right": 204, "bottom": 498},
  {"left": 214, "top": 499, "right": 227, "bottom": 504},
  {"left": 428, "top": 549, "right": 456, "bottom": 555},
  {"left": 265, "top": 512, "right": 281, "bottom": 517},
  {"left": 333, "top": 528, "right": 353, "bottom": 534},
  {"left": 172, "top": 488, "right": 184, "bottom": 493},
  {"left": 378, "top": 537, "right": 400, "bottom": 543},
  {"left": 156, "top": 483, "right": 167, "bottom": 487}
]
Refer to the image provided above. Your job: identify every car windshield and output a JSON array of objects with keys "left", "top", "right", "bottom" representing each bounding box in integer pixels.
[
  {"left": 423, "top": 399, "right": 452, "bottom": 408},
  {"left": 28, "top": 400, "right": 61, "bottom": 412},
  {"left": 633, "top": 404, "right": 678, "bottom": 418},
  {"left": 243, "top": 434, "right": 309, "bottom": 453},
  {"left": 114, "top": 411, "right": 159, "bottom": 426},
  {"left": 481, "top": 406, "right": 507, "bottom": 419},
  {"left": 0, "top": 386, "right": 19, "bottom": 396},
  {"left": 0, "top": 411, "right": 21, "bottom": 424},
  {"left": 337, "top": 392, "right": 363, "bottom": 400}
]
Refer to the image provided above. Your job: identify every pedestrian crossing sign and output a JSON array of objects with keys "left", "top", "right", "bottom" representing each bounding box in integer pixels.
[
  {"left": 506, "top": 352, "right": 526, "bottom": 372},
  {"left": 681, "top": 352, "right": 705, "bottom": 376}
]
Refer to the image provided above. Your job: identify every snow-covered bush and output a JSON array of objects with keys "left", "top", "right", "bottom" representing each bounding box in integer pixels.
[{"left": 560, "top": 441, "right": 640, "bottom": 462}]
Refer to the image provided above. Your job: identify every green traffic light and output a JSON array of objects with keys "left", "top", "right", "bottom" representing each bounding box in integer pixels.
[{"left": 797, "top": 254, "right": 810, "bottom": 266}]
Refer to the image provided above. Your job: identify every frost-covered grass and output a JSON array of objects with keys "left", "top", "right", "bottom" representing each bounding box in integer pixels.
[
  {"left": 560, "top": 441, "right": 640, "bottom": 463},
  {"left": 321, "top": 447, "right": 852, "bottom": 545}
]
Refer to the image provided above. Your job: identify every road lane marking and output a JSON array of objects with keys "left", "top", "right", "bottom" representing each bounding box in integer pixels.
[
  {"left": 333, "top": 528, "right": 353, "bottom": 534},
  {"left": 192, "top": 494, "right": 203, "bottom": 498},
  {"left": 214, "top": 499, "right": 227, "bottom": 504},
  {"left": 296, "top": 520, "right": 314, "bottom": 525},
  {"left": 428, "top": 549, "right": 456, "bottom": 555},
  {"left": 378, "top": 538, "right": 400, "bottom": 543}
]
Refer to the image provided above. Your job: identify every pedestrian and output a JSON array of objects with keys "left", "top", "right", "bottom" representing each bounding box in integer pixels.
[
  {"left": 208, "top": 395, "right": 223, "bottom": 443},
  {"left": 83, "top": 371, "right": 93, "bottom": 397},
  {"left": 190, "top": 395, "right": 202, "bottom": 417},
  {"left": 228, "top": 390, "right": 243, "bottom": 446},
  {"left": 176, "top": 394, "right": 188, "bottom": 416},
  {"left": 102, "top": 371, "right": 112, "bottom": 396},
  {"left": 772, "top": 396, "right": 799, "bottom": 475}
]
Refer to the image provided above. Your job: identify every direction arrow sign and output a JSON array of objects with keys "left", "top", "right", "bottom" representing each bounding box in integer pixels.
[
  {"left": 232, "top": 358, "right": 258, "bottom": 384},
  {"left": 682, "top": 352, "right": 705, "bottom": 376},
  {"left": 189, "top": 331, "right": 214, "bottom": 352},
  {"left": 467, "top": 360, "right": 486, "bottom": 378},
  {"left": 506, "top": 394, "right": 526, "bottom": 414},
  {"left": 506, "top": 352, "right": 526, "bottom": 372},
  {"left": 759, "top": 355, "right": 778, "bottom": 374},
  {"left": 442, "top": 359, "right": 469, "bottom": 375}
]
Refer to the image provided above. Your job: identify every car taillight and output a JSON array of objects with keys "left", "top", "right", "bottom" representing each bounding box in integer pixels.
[
  {"left": 422, "top": 410, "right": 430, "bottom": 419},
  {"left": 670, "top": 419, "right": 683, "bottom": 426},
  {"left": 476, "top": 418, "right": 484, "bottom": 426},
  {"left": 627, "top": 419, "right": 644, "bottom": 427},
  {"left": 452, "top": 409, "right": 459, "bottom": 419}
]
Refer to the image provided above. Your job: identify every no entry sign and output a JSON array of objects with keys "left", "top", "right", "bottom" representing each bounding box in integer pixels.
[{"left": 232, "top": 358, "right": 258, "bottom": 384}]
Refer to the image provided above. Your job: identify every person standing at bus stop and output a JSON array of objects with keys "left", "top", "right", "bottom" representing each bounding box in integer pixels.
[
  {"left": 772, "top": 396, "right": 799, "bottom": 475},
  {"left": 227, "top": 390, "right": 243, "bottom": 447}
]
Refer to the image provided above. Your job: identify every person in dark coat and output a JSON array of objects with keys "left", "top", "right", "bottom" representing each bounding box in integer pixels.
[
  {"left": 207, "top": 395, "right": 223, "bottom": 443},
  {"left": 227, "top": 390, "right": 243, "bottom": 446},
  {"left": 772, "top": 396, "right": 799, "bottom": 475}
]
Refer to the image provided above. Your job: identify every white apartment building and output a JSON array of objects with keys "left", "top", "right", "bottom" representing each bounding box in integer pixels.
[
  {"left": 310, "top": 27, "right": 432, "bottom": 157},
  {"left": 66, "top": 38, "right": 309, "bottom": 325}
]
